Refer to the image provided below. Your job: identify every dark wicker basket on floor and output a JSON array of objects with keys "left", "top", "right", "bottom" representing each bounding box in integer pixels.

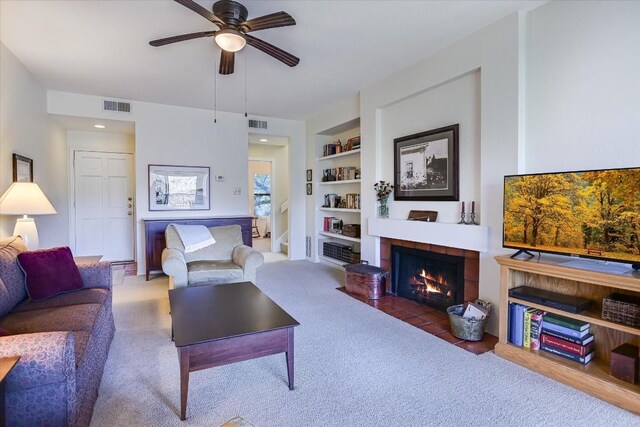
[{"left": 602, "top": 293, "right": 640, "bottom": 327}]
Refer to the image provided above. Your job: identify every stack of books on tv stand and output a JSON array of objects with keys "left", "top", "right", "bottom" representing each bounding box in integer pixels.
[{"left": 508, "top": 305, "right": 595, "bottom": 364}]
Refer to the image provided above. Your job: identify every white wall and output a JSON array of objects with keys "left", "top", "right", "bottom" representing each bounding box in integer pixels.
[
  {"left": 380, "top": 71, "right": 481, "bottom": 223},
  {"left": 47, "top": 91, "right": 305, "bottom": 273},
  {"left": 358, "top": 14, "right": 523, "bottom": 334},
  {"left": 0, "top": 42, "right": 69, "bottom": 247},
  {"left": 525, "top": 1, "right": 640, "bottom": 173}
]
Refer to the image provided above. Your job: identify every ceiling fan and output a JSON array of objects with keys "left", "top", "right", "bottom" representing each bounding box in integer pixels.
[{"left": 150, "top": 0, "right": 299, "bottom": 75}]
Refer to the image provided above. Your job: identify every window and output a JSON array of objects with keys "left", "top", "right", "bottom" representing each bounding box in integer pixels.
[{"left": 253, "top": 173, "right": 271, "bottom": 216}]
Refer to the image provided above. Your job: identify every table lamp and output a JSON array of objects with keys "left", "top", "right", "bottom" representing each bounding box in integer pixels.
[{"left": 0, "top": 182, "right": 57, "bottom": 250}]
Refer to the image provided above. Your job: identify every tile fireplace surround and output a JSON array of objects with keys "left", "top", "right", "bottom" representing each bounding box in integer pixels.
[{"left": 380, "top": 238, "right": 480, "bottom": 302}]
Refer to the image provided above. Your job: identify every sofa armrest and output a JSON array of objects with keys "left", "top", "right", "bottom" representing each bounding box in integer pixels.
[
  {"left": 232, "top": 245, "right": 264, "bottom": 282},
  {"left": 1, "top": 331, "right": 75, "bottom": 390},
  {"left": 78, "top": 261, "right": 112, "bottom": 290},
  {"left": 1, "top": 332, "right": 76, "bottom": 426},
  {"left": 162, "top": 248, "right": 188, "bottom": 288}
]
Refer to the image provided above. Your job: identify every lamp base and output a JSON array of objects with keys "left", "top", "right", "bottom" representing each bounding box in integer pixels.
[{"left": 13, "top": 216, "right": 39, "bottom": 250}]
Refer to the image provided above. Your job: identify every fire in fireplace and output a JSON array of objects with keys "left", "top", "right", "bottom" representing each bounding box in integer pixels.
[{"left": 391, "top": 246, "right": 465, "bottom": 311}]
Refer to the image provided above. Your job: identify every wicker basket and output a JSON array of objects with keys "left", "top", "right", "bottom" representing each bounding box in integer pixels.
[
  {"left": 447, "top": 300, "right": 492, "bottom": 341},
  {"left": 602, "top": 293, "right": 640, "bottom": 327}
]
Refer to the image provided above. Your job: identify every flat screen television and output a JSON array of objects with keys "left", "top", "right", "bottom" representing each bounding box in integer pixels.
[{"left": 503, "top": 167, "right": 640, "bottom": 270}]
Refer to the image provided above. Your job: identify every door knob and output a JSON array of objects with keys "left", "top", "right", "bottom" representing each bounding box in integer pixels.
[
  {"left": 128, "top": 197, "right": 133, "bottom": 201},
  {"left": 128, "top": 211, "right": 132, "bottom": 216}
]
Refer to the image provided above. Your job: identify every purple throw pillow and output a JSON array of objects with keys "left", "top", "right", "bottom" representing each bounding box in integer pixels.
[
  {"left": 17, "top": 247, "right": 84, "bottom": 301},
  {"left": 0, "top": 326, "right": 9, "bottom": 336}
]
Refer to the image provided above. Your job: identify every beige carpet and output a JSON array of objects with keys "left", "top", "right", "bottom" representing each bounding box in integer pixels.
[{"left": 90, "top": 262, "right": 639, "bottom": 426}]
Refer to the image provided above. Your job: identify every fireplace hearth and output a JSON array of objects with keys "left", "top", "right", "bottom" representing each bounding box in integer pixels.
[{"left": 391, "top": 245, "right": 465, "bottom": 311}]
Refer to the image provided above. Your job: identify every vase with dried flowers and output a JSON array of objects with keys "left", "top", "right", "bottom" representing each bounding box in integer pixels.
[{"left": 374, "top": 180, "right": 393, "bottom": 218}]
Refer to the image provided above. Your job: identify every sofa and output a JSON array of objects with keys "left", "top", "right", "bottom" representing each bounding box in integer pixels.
[
  {"left": 162, "top": 224, "right": 264, "bottom": 288},
  {"left": 0, "top": 237, "right": 115, "bottom": 427}
]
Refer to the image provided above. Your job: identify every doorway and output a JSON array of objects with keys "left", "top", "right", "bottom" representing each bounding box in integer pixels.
[
  {"left": 73, "top": 150, "right": 135, "bottom": 262},
  {"left": 248, "top": 159, "right": 273, "bottom": 253}
]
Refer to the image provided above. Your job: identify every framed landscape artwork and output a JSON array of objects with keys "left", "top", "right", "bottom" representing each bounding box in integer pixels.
[
  {"left": 12, "top": 154, "right": 33, "bottom": 182},
  {"left": 394, "top": 124, "right": 459, "bottom": 201},
  {"left": 148, "top": 164, "right": 210, "bottom": 211}
]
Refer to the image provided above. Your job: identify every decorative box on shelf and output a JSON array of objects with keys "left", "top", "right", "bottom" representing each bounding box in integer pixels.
[{"left": 342, "top": 224, "right": 361, "bottom": 238}]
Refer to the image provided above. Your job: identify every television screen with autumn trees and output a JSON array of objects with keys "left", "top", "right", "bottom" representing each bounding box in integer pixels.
[{"left": 503, "top": 167, "right": 640, "bottom": 266}]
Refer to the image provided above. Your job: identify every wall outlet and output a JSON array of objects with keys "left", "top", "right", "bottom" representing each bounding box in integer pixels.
[{"left": 233, "top": 187, "right": 241, "bottom": 195}]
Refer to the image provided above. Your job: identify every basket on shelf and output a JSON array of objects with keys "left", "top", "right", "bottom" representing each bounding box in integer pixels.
[
  {"left": 602, "top": 293, "right": 640, "bottom": 327},
  {"left": 447, "top": 300, "right": 492, "bottom": 341}
]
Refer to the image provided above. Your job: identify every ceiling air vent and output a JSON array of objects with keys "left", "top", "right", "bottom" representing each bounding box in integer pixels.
[
  {"left": 103, "top": 100, "right": 131, "bottom": 113},
  {"left": 248, "top": 119, "right": 267, "bottom": 129}
]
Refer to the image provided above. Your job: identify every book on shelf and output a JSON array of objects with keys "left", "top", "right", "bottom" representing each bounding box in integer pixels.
[
  {"left": 508, "top": 302, "right": 516, "bottom": 344},
  {"left": 540, "top": 343, "right": 595, "bottom": 364},
  {"left": 541, "top": 321, "right": 590, "bottom": 339},
  {"left": 523, "top": 307, "right": 537, "bottom": 349},
  {"left": 530, "top": 310, "right": 545, "bottom": 350},
  {"left": 540, "top": 328, "right": 594, "bottom": 346},
  {"left": 543, "top": 313, "right": 590, "bottom": 332},
  {"left": 515, "top": 304, "right": 525, "bottom": 347},
  {"left": 540, "top": 333, "right": 595, "bottom": 356}
]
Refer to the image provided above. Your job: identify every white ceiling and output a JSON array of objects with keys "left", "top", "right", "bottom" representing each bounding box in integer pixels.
[{"left": 0, "top": 1, "right": 544, "bottom": 121}]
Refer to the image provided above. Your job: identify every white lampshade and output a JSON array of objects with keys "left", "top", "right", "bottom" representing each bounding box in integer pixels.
[
  {"left": 214, "top": 29, "right": 246, "bottom": 52},
  {"left": 0, "top": 182, "right": 57, "bottom": 249}
]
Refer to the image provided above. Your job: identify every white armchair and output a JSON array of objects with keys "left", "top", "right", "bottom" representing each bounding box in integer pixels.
[{"left": 161, "top": 224, "right": 264, "bottom": 288}]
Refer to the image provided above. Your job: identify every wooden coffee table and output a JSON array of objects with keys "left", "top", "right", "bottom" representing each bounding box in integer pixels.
[{"left": 168, "top": 282, "right": 299, "bottom": 420}]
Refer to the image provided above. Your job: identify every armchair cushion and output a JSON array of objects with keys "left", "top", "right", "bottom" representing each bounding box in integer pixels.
[
  {"left": 17, "top": 246, "right": 83, "bottom": 301},
  {"left": 187, "top": 261, "right": 243, "bottom": 285}
]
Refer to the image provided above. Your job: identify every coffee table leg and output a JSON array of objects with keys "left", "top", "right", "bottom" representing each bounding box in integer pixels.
[
  {"left": 285, "top": 327, "right": 294, "bottom": 390},
  {"left": 178, "top": 347, "right": 190, "bottom": 420}
]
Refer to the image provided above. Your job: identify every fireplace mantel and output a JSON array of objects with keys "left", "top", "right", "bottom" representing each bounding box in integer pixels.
[{"left": 368, "top": 218, "right": 489, "bottom": 252}]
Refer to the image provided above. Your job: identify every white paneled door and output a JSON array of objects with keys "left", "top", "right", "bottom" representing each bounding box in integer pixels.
[{"left": 74, "top": 151, "right": 134, "bottom": 262}]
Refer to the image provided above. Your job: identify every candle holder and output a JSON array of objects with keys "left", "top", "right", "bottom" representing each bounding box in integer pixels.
[
  {"left": 458, "top": 212, "right": 466, "bottom": 224},
  {"left": 467, "top": 212, "right": 479, "bottom": 225}
]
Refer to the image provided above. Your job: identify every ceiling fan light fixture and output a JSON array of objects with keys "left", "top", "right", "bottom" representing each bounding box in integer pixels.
[{"left": 215, "top": 29, "right": 246, "bottom": 52}]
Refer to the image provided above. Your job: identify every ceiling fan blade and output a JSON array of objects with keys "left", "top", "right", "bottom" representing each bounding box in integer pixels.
[
  {"left": 149, "top": 30, "right": 217, "bottom": 47},
  {"left": 219, "top": 50, "right": 235, "bottom": 75},
  {"left": 174, "top": 0, "right": 225, "bottom": 27},
  {"left": 244, "top": 34, "right": 299, "bottom": 67},
  {"left": 239, "top": 11, "right": 296, "bottom": 33}
]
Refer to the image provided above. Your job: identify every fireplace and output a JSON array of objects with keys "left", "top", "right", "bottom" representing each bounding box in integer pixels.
[{"left": 391, "top": 245, "right": 465, "bottom": 311}]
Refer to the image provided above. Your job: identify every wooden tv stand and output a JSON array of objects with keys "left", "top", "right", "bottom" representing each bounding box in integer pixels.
[{"left": 495, "top": 255, "right": 640, "bottom": 414}]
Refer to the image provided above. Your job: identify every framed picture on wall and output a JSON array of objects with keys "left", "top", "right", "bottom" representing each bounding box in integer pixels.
[
  {"left": 148, "top": 164, "right": 210, "bottom": 211},
  {"left": 12, "top": 154, "right": 33, "bottom": 182},
  {"left": 306, "top": 169, "right": 312, "bottom": 182},
  {"left": 394, "top": 124, "right": 459, "bottom": 201}
]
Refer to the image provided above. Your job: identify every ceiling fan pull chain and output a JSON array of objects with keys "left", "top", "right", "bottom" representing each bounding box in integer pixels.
[
  {"left": 214, "top": 59, "right": 218, "bottom": 123},
  {"left": 244, "top": 55, "right": 248, "bottom": 118}
]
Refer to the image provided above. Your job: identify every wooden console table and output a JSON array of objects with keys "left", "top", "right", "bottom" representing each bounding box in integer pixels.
[{"left": 143, "top": 216, "right": 252, "bottom": 280}]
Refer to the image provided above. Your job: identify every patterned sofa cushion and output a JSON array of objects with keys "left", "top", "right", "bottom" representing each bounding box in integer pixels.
[
  {"left": 0, "top": 237, "right": 28, "bottom": 317},
  {"left": 12, "top": 288, "right": 108, "bottom": 313}
]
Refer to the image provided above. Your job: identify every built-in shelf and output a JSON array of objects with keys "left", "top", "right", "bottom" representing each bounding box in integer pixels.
[
  {"left": 319, "top": 207, "right": 361, "bottom": 213},
  {"left": 368, "top": 218, "right": 489, "bottom": 252},
  {"left": 318, "top": 179, "right": 361, "bottom": 186},
  {"left": 316, "top": 149, "right": 361, "bottom": 161},
  {"left": 319, "top": 231, "right": 361, "bottom": 243}
]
